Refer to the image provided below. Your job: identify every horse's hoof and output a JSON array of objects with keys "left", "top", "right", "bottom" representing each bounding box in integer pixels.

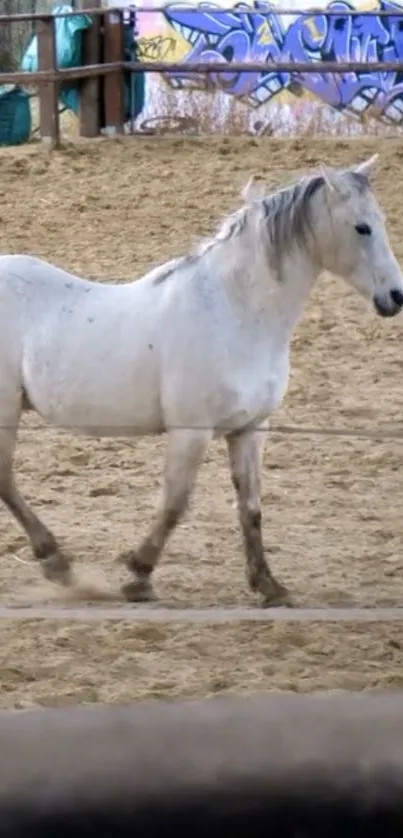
[
  {"left": 260, "top": 581, "right": 294, "bottom": 608},
  {"left": 41, "top": 553, "right": 73, "bottom": 587},
  {"left": 262, "top": 593, "right": 295, "bottom": 608},
  {"left": 121, "top": 579, "right": 157, "bottom": 603}
]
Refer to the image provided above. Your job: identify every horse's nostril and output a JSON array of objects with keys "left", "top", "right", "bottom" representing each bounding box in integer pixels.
[{"left": 391, "top": 289, "right": 403, "bottom": 307}]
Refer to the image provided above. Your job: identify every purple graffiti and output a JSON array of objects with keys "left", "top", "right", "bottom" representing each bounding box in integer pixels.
[
  {"left": 162, "top": 0, "right": 403, "bottom": 121},
  {"left": 163, "top": 2, "right": 289, "bottom": 100},
  {"left": 282, "top": 1, "right": 403, "bottom": 108}
]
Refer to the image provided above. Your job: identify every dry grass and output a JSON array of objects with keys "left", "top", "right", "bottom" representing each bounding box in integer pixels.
[
  {"left": 137, "top": 83, "right": 403, "bottom": 138},
  {"left": 24, "top": 79, "right": 403, "bottom": 144},
  {"left": 28, "top": 95, "right": 80, "bottom": 141}
]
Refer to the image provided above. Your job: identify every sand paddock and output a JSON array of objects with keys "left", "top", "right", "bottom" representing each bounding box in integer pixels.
[{"left": 0, "top": 134, "right": 403, "bottom": 706}]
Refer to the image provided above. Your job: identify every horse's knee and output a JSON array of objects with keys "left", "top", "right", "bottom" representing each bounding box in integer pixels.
[
  {"left": 247, "top": 508, "right": 262, "bottom": 530},
  {"left": 240, "top": 501, "right": 262, "bottom": 532}
]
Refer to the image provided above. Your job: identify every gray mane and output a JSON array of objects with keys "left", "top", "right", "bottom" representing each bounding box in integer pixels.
[
  {"left": 262, "top": 169, "right": 369, "bottom": 257},
  {"left": 153, "top": 204, "right": 249, "bottom": 285},
  {"left": 153, "top": 169, "right": 369, "bottom": 285}
]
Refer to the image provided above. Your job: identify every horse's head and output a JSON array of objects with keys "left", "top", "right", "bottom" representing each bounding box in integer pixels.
[{"left": 314, "top": 155, "right": 403, "bottom": 318}]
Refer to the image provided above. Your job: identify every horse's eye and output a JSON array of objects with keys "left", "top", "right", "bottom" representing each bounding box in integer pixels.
[{"left": 355, "top": 223, "right": 372, "bottom": 236}]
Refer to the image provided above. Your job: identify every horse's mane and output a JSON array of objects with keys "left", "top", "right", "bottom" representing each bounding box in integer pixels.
[
  {"left": 153, "top": 169, "right": 369, "bottom": 285},
  {"left": 261, "top": 169, "right": 369, "bottom": 257},
  {"left": 152, "top": 206, "right": 249, "bottom": 285}
]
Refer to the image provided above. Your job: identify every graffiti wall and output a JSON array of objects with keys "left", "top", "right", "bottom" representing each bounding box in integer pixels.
[{"left": 109, "top": 0, "right": 403, "bottom": 132}]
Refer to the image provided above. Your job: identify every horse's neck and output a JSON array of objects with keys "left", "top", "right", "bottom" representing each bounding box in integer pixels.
[
  {"left": 269, "top": 251, "right": 318, "bottom": 338},
  {"left": 225, "top": 246, "right": 317, "bottom": 343}
]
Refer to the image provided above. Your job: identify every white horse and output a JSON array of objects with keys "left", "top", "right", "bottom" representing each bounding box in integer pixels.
[{"left": 0, "top": 154, "right": 401, "bottom": 607}]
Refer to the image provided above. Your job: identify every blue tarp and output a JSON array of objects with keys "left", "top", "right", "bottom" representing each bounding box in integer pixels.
[
  {"left": 21, "top": 4, "right": 92, "bottom": 74},
  {"left": 21, "top": 3, "right": 145, "bottom": 124},
  {"left": 123, "top": 19, "right": 146, "bottom": 123},
  {"left": 0, "top": 84, "right": 31, "bottom": 146},
  {"left": 22, "top": 4, "right": 92, "bottom": 115}
]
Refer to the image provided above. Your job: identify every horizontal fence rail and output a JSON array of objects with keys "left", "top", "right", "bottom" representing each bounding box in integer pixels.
[
  {"left": 2, "top": 58, "right": 403, "bottom": 88},
  {"left": 115, "top": 4, "right": 403, "bottom": 12},
  {"left": 3, "top": 7, "right": 403, "bottom": 18},
  {"left": 4, "top": 421, "right": 403, "bottom": 441},
  {"left": 126, "top": 58, "right": 403, "bottom": 73}
]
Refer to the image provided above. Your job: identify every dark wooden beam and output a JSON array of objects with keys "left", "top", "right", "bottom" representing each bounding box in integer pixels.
[
  {"left": 37, "top": 15, "right": 60, "bottom": 147},
  {"left": 77, "top": 0, "right": 102, "bottom": 138},
  {"left": 102, "top": 8, "right": 125, "bottom": 135}
]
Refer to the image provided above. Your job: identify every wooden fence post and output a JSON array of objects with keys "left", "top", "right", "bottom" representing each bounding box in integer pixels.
[
  {"left": 37, "top": 15, "right": 60, "bottom": 147},
  {"left": 103, "top": 8, "right": 125, "bottom": 135},
  {"left": 77, "top": 0, "right": 101, "bottom": 137}
]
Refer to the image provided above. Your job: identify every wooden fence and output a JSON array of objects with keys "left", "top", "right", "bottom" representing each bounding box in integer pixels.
[{"left": 2, "top": 4, "right": 403, "bottom": 147}]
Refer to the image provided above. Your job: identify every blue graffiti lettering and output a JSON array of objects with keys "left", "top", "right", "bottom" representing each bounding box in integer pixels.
[
  {"left": 163, "top": 1, "right": 290, "bottom": 102},
  {"left": 162, "top": 0, "right": 403, "bottom": 121}
]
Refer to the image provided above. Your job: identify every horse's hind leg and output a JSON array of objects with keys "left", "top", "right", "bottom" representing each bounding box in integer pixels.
[
  {"left": 119, "top": 428, "right": 211, "bottom": 602},
  {"left": 0, "top": 418, "right": 72, "bottom": 586},
  {"left": 227, "top": 424, "right": 292, "bottom": 607}
]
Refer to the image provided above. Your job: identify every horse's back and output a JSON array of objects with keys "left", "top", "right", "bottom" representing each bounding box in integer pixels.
[{"left": 0, "top": 254, "right": 92, "bottom": 299}]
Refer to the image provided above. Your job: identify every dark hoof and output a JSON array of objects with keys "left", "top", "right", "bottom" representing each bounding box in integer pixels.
[
  {"left": 41, "top": 553, "right": 73, "bottom": 587},
  {"left": 121, "top": 579, "right": 157, "bottom": 603},
  {"left": 116, "top": 549, "right": 154, "bottom": 579},
  {"left": 261, "top": 589, "right": 295, "bottom": 608},
  {"left": 258, "top": 578, "right": 294, "bottom": 608}
]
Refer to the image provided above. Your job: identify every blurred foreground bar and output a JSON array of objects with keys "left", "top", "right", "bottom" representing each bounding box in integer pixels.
[{"left": 0, "top": 691, "right": 403, "bottom": 836}]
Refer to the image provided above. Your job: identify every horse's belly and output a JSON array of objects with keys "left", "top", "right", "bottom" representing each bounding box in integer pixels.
[
  {"left": 24, "top": 356, "right": 162, "bottom": 437},
  {"left": 56, "top": 402, "right": 162, "bottom": 437}
]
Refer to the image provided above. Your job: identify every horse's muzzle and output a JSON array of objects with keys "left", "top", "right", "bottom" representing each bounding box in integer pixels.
[{"left": 374, "top": 289, "right": 403, "bottom": 318}]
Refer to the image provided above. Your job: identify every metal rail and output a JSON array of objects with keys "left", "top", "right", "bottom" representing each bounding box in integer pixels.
[
  {"left": 0, "top": 58, "right": 401, "bottom": 88},
  {"left": 2, "top": 6, "right": 403, "bottom": 19}
]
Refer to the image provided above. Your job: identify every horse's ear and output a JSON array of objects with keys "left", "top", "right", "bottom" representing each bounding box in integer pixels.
[
  {"left": 353, "top": 153, "right": 379, "bottom": 179},
  {"left": 319, "top": 164, "right": 340, "bottom": 193},
  {"left": 241, "top": 175, "right": 265, "bottom": 202}
]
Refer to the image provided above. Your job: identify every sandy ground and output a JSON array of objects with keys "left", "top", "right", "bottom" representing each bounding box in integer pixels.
[
  {"left": 2, "top": 620, "right": 403, "bottom": 707},
  {"left": 0, "top": 134, "right": 403, "bottom": 705}
]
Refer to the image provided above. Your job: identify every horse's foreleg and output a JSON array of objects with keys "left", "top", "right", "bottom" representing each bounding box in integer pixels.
[
  {"left": 227, "top": 425, "right": 292, "bottom": 607},
  {"left": 0, "top": 425, "right": 72, "bottom": 586},
  {"left": 119, "top": 428, "right": 211, "bottom": 602}
]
